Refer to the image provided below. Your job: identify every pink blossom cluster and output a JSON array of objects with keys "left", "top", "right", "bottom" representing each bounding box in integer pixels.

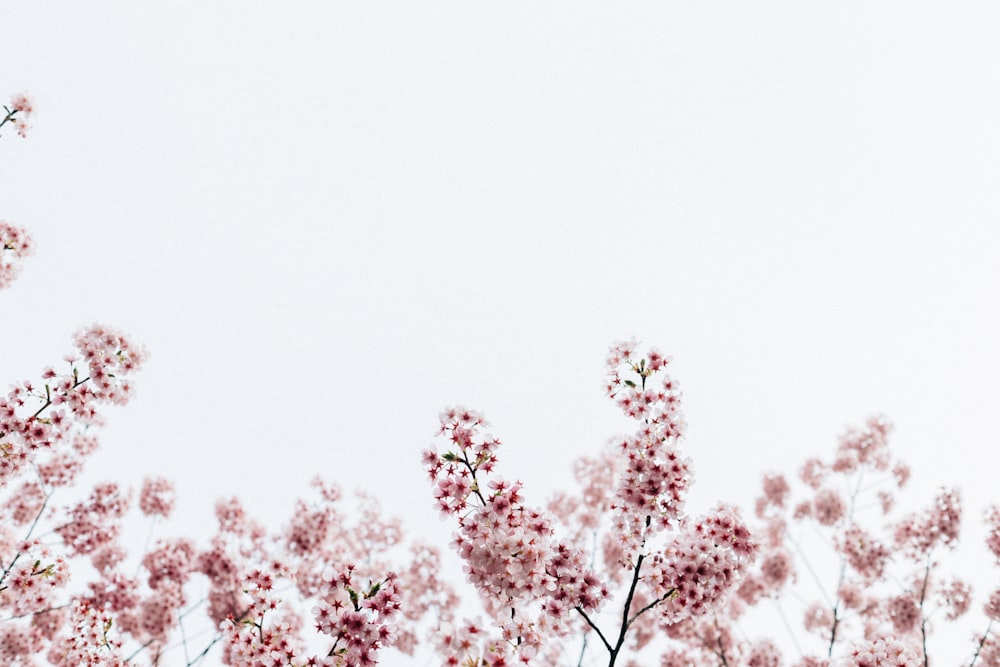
[
  {"left": 424, "top": 407, "right": 609, "bottom": 661},
  {"left": 893, "top": 486, "right": 962, "bottom": 558},
  {"left": 604, "top": 341, "right": 691, "bottom": 557},
  {"left": 48, "top": 600, "right": 127, "bottom": 667},
  {"left": 0, "top": 539, "right": 69, "bottom": 617},
  {"left": 0, "top": 221, "right": 33, "bottom": 290},
  {"left": 1, "top": 92, "right": 32, "bottom": 138},
  {"left": 220, "top": 569, "right": 302, "bottom": 666},
  {"left": 311, "top": 566, "right": 401, "bottom": 666},
  {"left": 433, "top": 617, "right": 512, "bottom": 667},
  {"left": 844, "top": 637, "right": 918, "bottom": 667},
  {"left": 0, "top": 323, "right": 147, "bottom": 487},
  {"left": 648, "top": 505, "right": 757, "bottom": 624},
  {"left": 138, "top": 475, "right": 175, "bottom": 518}
]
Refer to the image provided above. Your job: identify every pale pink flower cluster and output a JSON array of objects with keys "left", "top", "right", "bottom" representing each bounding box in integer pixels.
[
  {"left": 937, "top": 577, "right": 972, "bottom": 620},
  {"left": 72, "top": 324, "right": 147, "bottom": 408},
  {"left": 838, "top": 524, "right": 891, "bottom": 583},
  {"left": 424, "top": 407, "right": 608, "bottom": 660},
  {"left": 0, "top": 324, "right": 148, "bottom": 490},
  {"left": 812, "top": 488, "right": 847, "bottom": 526},
  {"left": 47, "top": 601, "right": 126, "bottom": 667},
  {"left": 756, "top": 473, "right": 790, "bottom": 516},
  {"left": 434, "top": 617, "right": 511, "bottom": 667},
  {"left": 220, "top": 564, "right": 404, "bottom": 667},
  {"left": 885, "top": 594, "right": 920, "bottom": 634},
  {"left": 832, "top": 416, "right": 893, "bottom": 474},
  {"left": 892, "top": 487, "right": 962, "bottom": 558},
  {"left": 220, "top": 569, "right": 302, "bottom": 666},
  {"left": 312, "top": 566, "right": 401, "bottom": 666},
  {"left": 802, "top": 602, "right": 834, "bottom": 637},
  {"left": 56, "top": 482, "right": 130, "bottom": 556},
  {"left": 604, "top": 341, "right": 692, "bottom": 556},
  {"left": 649, "top": 505, "right": 757, "bottom": 623},
  {"left": 0, "top": 221, "right": 33, "bottom": 289},
  {"left": 2, "top": 92, "right": 33, "bottom": 138},
  {"left": 746, "top": 639, "right": 782, "bottom": 667},
  {"left": 844, "top": 637, "right": 918, "bottom": 667},
  {"left": 0, "top": 539, "right": 69, "bottom": 616},
  {"left": 138, "top": 475, "right": 175, "bottom": 518}
]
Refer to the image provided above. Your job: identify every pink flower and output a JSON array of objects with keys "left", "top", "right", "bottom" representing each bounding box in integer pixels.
[
  {"left": 759, "top": 549, "right": 793, "bottom": 591},
  {"left": 803, "top": 603, "right": 833, "bottom": 636},
  {"left": 886, "top": 594, "right": 920, "bottom": 634},
  {"left": 756, "top": 473, "right": 790, "bottom": 517},
  {"left": 139, "top": 476, "right": 175, "bottom": 518},
  {"left": 812, "top": 487, "right": 846, "bottom": 526},
  {"left": 799, "top": 458, "right": 826, "bottom": 489},
  {"left": 747, "top": 639, "right": 782, "bottom": 667},
  {"left": 9, "top": 92, "right": 33, "bottom": 114},
  {"left": 938, "top": 578, "right": 972, "bottom": 620},
  {"left": 984, "top": 588, "right": 1000, "bottom": 621},
  {"left": 893, "top": 487, "right": 961, "bottom": 558},
  {"left": 838, "top": 524, "right": 890, "bottom": 582}
]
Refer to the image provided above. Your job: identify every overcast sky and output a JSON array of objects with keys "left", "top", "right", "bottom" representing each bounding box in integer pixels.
[{"left": 3, "top": 3, "right": 1000, "bottom": 663}]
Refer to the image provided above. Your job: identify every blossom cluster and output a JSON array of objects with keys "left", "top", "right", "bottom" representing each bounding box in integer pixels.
[
  {"left": 424, "top": 408, "right": 609, "bottom": 661},
  {"left": 424, "top": 340, "right": 757, "bottom": 666},
  {"left": 0, "top": 323, "right": 148, "bottom": 488},
  {"left": 1, "top": 92, "right": 32, "bottom": 138},
  {"left": 0, "top": 221, "right": 33, "bottom": 290}
]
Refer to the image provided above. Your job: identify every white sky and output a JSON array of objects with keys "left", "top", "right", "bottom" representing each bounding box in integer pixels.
[{"left": 3, "top": 3, "right": 1000, "bottom": 664}]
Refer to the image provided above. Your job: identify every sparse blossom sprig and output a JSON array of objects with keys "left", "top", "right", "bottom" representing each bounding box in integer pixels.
[
  {"left": 0, "top": 221, "right": 33, "bottom": 290},
  {"left": 1, "top": 92, "right": 33, "bottom": 138}
]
